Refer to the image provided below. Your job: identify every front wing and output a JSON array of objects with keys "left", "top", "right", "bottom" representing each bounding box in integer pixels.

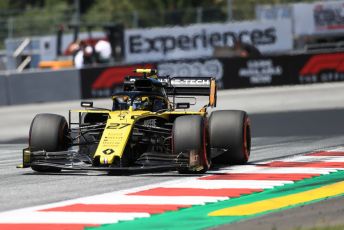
[{"left": 20, "top": 148, "right": 188, "bottom": 174}]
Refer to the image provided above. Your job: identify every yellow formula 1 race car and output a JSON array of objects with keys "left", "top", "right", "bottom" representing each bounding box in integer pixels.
[{"left": 21, "top": 69, "right": 251, "bottom": 174}]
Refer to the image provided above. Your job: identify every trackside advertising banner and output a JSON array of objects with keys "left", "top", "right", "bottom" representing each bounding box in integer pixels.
[
  {"left": 124, "top": 20, "right": 293, "bottom": 63},
  {"left": 79, "top": 51, "right": 344, "bottom": 99},
  {"left": 80, "top": 63, "right": 155, "bottom": 98},
  {"left": 158, "top": 59, "right": 224, "bottom": 88},
  {"left": 221, "top": 51, "right": 344, "bottom": 89},
  {"left": 293, "top": 0, "right": 344, "bottom": 36}
]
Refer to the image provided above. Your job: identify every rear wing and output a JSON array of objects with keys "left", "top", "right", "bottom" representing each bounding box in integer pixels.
[{"left": 124, "top": 76, "right": 217, "bottom": 107}]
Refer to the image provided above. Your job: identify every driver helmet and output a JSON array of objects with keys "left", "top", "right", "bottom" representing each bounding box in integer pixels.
[{"left": 133, "top": 97, "right": 151, "bottom": 110}]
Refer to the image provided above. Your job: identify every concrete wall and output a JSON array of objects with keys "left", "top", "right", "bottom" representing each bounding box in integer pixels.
[
  {"left": 6, "top": 69, "right": 81, "bottom": 105},
  {"left": 0, "top": 75, "right": 9, "bottom": 106}
]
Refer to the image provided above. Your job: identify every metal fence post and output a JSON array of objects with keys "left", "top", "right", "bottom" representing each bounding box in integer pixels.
[
  {"left": 227, "top": 0, "right": 233, "bottom": 21},
  {"left": 7, "top": 17, "right": 14, "bottom": 39},
  {"left": 132, "top": 11, "right": 139, "bottom": 28},
  {"left": 196, "top": 7, "right": 203, "bottom": 23}
]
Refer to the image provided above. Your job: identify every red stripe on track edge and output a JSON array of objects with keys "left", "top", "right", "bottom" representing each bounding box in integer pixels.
[
  {"left": 200, "top": 173, "right": 319, "bottom": 181},
  {"left": 263, "top": 161, "right": 344, "bottom": 168},
  {"left": 307, "top": 151, "right": 344, "bottom": 156},
  {"left": 41, "top": 204, "right": 190, "bottom": 214}
]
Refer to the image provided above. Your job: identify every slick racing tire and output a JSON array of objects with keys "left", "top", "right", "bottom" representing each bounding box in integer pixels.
[
  {"left": 172, "top": 115, "right": 209, "bottom": 174},
  {"left": 29, "top": 113, "right": 70, "bottom": 172},
  {"left": 209, "top": 110, "right": 251, "bottom": 165}
]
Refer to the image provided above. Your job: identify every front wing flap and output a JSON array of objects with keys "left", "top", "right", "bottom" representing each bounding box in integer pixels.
[{"left": 30, "top": 162, "right": 178, "bottom": 173}]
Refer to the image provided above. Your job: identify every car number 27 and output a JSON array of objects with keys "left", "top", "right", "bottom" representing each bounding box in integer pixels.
[{"left": 107, "top": 123, "right": 130, "bottom": 129}]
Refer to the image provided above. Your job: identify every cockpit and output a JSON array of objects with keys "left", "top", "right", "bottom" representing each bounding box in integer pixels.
[{"left": 112, "top": 92, "right": 169, "bottom": 112}]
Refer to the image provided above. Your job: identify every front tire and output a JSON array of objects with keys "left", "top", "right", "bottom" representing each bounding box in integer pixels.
[
  {"left": 173, "top": 115, "right": 209, "bottom": 173},
  {"left": 209, "top": 110, "right": 251, "bottom": 165},
  {"left": 29, "top": 113, "right": 70, "bottom": 172}
]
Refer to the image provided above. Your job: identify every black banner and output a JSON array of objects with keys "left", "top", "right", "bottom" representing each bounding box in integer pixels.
[
  {"left": 79, "top": 51, "right": 344, "bottom": 99},
  {"left": 221, "top": 51, "right": 344, "bottom": 89},
  {"left": 222, "top": 57, "right": 292, "bottom": 88}
]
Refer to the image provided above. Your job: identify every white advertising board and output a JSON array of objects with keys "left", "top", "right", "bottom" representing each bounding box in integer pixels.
[
  {"left": 125, "top": 20, "right": 293, "bottom": 63},
  {"left": 293, "top": 0, "right": 344, "bottom": 36}
]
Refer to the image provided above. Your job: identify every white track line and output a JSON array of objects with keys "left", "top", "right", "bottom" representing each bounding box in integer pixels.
[
  {"left": 281, "top": 156, "right": 344, "bottom": 162},
  {"left": 328, "top": 147, "right": 344, "bottom": 152},
  {"left": 163, "top": 179, "right": 293, "bottom": 189},
  {"left": 209, "top": 166, "right": 338, "bottom": 174},
  {"left": 209, "top": 165, "right": 339, "bottom": 174}
]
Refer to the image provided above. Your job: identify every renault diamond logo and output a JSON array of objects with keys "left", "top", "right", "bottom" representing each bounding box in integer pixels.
[{"left": 103, "top": 149, "right": 115, "bottom": 155}]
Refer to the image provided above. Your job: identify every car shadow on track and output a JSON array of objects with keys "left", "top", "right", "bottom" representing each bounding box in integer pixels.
[{"left": 21, "top": 163, "right": 264, "bottom": 177}]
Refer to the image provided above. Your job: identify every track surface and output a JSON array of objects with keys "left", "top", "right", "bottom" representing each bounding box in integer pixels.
[{"left": 1, "top": 82, "right": 344, "bottom": 229}]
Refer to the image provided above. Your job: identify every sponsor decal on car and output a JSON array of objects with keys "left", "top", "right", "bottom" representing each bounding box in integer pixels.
[
  {"left": 102, "top": 149, "right": 115, "bottom": 155},
  {"left": 143, "top": 119, "right": 157, "bottom": 128},
  {"left": 158, "top": 78, "right": 211, "bottom": 87}
]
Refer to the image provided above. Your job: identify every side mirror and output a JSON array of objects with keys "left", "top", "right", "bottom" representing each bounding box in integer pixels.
[
  {"left": 209, "top": 78, "right": 217, "bottom": 108},
  {"left": 81, "top": 101, "right": 93, "bottom": 108},
  {"left": 176, "top": 102, "right": 190, "bottom": 109}
]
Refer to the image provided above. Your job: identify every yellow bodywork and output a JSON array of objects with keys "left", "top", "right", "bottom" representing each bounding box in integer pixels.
[
  {"left": 93, "top": 107, "right": 153, "bottom": 165},
  {"left": 72, "top": 107, "right": 206, "bottom": 166}
]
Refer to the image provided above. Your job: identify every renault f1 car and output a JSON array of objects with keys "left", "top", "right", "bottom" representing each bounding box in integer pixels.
[{"left": 20, "top": 69, "right": 251, "bottom": 174}]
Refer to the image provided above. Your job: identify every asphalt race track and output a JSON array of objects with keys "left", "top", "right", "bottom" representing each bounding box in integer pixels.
[{"left": 1, "top": 82, "right": 344, "bottom": 229}]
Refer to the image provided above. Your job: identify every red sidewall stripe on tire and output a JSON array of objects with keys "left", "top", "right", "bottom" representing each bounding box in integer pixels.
[
  {"left": 242, "top": 116, "right": 250, "bottom": 161},
  {"left": 202, "top": 119, "right": 210, "bottom": 169}
]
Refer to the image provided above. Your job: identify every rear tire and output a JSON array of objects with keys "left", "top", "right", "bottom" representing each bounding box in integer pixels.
[
  {"left": 172, "top": 115, "right": 209, "bottom": 173},
  {"left": 29, "top": 113, "right": 70, "bottom": 172},
  {"left": 209, "top": 110, "right": 251, "bottom": 165}
]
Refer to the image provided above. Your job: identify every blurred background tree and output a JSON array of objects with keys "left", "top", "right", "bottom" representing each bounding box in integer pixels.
[{"left": 0, "top": 0, "right": 321, "bottom": 48}]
